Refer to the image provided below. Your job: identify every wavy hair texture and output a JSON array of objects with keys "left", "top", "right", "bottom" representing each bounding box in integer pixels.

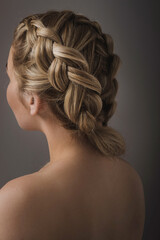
[{"left": 11, "top": 9, "right": 126, "bottom": 157}]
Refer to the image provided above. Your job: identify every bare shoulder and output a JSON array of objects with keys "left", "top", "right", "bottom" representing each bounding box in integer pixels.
[
  {"left": 114, "top": 157, "right": 145, "bottom": 201},
  {"left": 117, "top": 157, "right": 145, "bottom": 190},
  {"left": 0, "top": 172, "right": 40, "bottom": 196},
  {"left": 116, "top": 157, "right": 145, "bottom": 237},
  {"left": 0, "top": 173, "right": 40, "bottom": 239}
]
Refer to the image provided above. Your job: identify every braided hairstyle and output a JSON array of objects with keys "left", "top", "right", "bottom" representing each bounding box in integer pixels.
[{"left": 11, "top": 10, "right": 126, "bottom": 157}]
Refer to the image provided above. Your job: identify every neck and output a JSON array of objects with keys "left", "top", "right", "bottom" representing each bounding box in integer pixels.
[{"left": 40, "top": 117, "right": 98, "bottom": 165}]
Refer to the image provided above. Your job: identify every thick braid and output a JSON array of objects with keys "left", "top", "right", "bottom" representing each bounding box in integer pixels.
[
  {"left": 58, "top": 14, "right": 121, "bottom": 128},
  {"left": 78, "top": 18, "right": 121, "bottom": 127},
  {"left": 51, "top": 41, "right": 102, "bottom": 133},
  {"left": 27, "top": 18, "right": 103, "bottom": 133},
  {"left": 82, "top": 17, "right": 120, "bottom": 127},
  {"left": 12, "top": 10, "right": 126, "bottom": 157}
]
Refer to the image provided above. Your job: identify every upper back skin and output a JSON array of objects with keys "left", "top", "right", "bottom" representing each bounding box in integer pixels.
[{"left": 1, "top": 156, "right": 145, "bottom": 240}]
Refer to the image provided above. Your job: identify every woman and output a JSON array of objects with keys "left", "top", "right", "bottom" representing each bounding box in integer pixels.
[{"left": 0, "top": 10, "right": 145, "bottom": 239}]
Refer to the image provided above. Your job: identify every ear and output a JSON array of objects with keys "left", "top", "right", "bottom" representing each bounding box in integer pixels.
[{"left": 28, "top": 94, "right": 41, "bottom": 116}]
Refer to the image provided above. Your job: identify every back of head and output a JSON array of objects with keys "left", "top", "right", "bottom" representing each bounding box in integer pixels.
[{"left": 11, "top": 9, "right": 126, "bottom": 157}]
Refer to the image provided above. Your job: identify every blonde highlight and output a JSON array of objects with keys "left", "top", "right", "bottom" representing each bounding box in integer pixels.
[{"left": 11, "top": 9, "right": 126, "bottom": 157}]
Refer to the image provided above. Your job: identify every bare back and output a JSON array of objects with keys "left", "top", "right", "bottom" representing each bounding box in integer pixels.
[{"left": 6, "top": 156, "right": 145, "bottom": 240}]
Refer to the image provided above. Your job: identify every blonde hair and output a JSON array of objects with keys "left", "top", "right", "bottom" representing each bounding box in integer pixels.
[{"left": 11, "top": 9, "right": 126, "bottom": 157}]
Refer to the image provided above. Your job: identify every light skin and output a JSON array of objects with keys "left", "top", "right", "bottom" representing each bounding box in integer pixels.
[
  {"left": 2, "top": 46, "right": 145, "bottom": 239},
  {"left": 6, "top": 46, "right": 101, "bottom": 171}
]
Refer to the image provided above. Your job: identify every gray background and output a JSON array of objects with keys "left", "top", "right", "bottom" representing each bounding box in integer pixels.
[{"left": 0, "top": 0, "right": 159, "bottom": 239}]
